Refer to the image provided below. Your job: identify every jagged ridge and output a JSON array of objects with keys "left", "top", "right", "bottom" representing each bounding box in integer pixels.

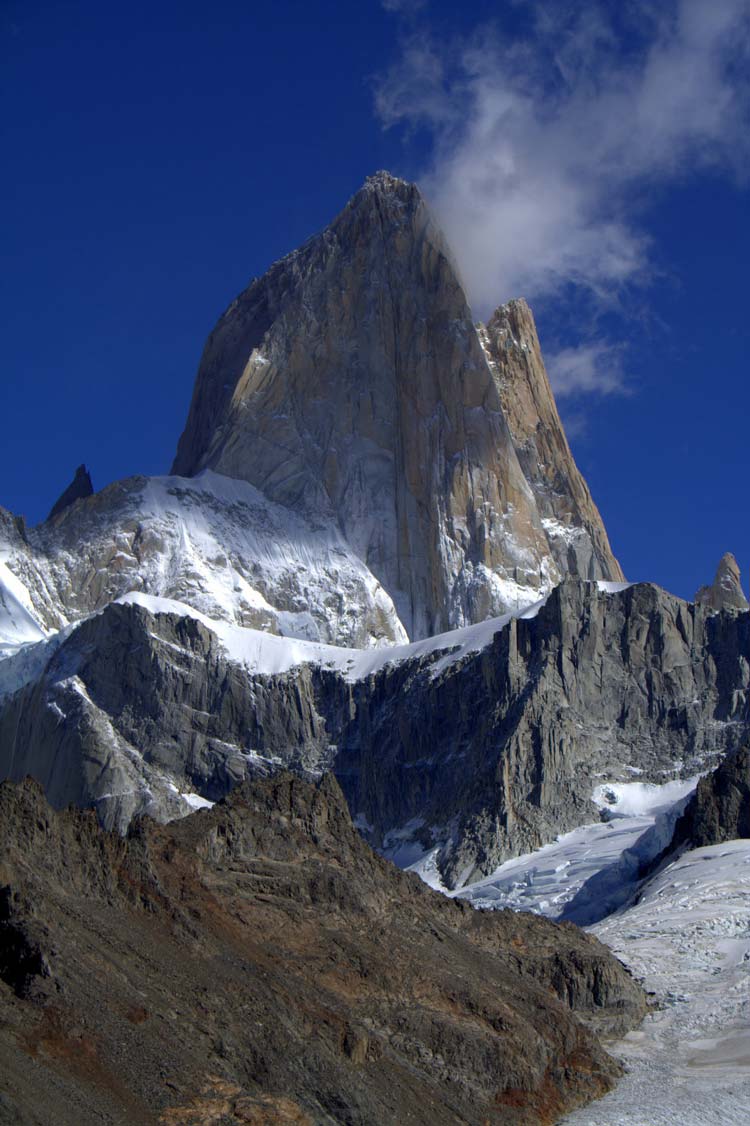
[{"left": 0, "top": 579, "right": 746, "bottom": 886}]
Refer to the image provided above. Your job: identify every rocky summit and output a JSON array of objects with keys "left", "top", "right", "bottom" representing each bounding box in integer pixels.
[
  {"left": 695, "top": 551, "right": 749, "bottom": 613},
  {"left": 477, "top": 300, "right": 623, "bottom": 585},
  {"left": 0, "top": 773, "right": 645, "bottom": 1126},
  {"left": 0, "top": 175, "right": 747, "bottom": 884},
  {"left": 173, "top": 172, "right": 622, "bottom": 638},
  {"left": 46, "top": 464, "right": 94, "bottom": 522}
]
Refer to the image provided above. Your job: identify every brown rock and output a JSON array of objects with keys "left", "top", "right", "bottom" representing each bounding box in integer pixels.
[
  {"left": 477, "top": 299, "right": 623, "bottom": 582},
  {"left": 0, "top": 773, "right": 645, "bottom": 1125}
]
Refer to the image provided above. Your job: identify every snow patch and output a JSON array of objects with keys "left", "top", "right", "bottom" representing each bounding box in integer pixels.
[
  {"left": 182, "top": 792, "right": 214, "bottom": 811},
  {"left": 541, "top": 517, "right": 586, "bottom": 546},
  {"left": 0, "top": 559, "right": 49, "bottom": 652},
  {"left": 115, "top": 590, "right": 550, "bottom": 683},
  {"left": 592, "top": 777, "right": 697, "bottom": 820}
]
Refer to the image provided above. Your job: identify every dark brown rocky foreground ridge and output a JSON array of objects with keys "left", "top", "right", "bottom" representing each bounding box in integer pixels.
[{"left": 0, "top": 773, "right": 645, "bottom": 1125}]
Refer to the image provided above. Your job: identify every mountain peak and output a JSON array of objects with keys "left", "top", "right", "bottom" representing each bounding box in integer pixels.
[
  {"left": 171, "top": 176, "right": 622, "bottom": 637},
  {"left": 362, "top": 168, "right": 415, "bottom": 194},
  {"left": 47, "top": 464, "right": 93, "bottom": 522},
  {"left": 477, "top": 300, "right": 624, "bottom": 583},
  {"left": 695, "top": 552, "right": 748, "bottom": 612},
  {"left": 344, "top": 169, "right": 428, "bottom": 229}
]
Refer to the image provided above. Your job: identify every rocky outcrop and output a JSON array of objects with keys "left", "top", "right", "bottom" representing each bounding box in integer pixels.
[
  {"left": 1, "top": 580, "right": 747, "bottom": 886},
  {"left": 0, "top": 774, "right": 645, "bottom": 1125},
  {"left": 695, "top": 552, "right": 748, "bottom": 613},
  {"left": 477, "top": 299, "right": 624, "bottom": 582},
  {"left": 46, "top": 464, "right": 93, "bottom": 521},
  {"left": 669, "top": 744, "right": 750, "bottom": 850},
  {"left": 172, "top": 172, "right": 621, "bottom": 638}
]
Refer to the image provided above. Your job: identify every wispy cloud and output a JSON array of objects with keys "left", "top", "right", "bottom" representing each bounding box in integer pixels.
[
  {"left": 380, "top": 0, "right": 427, "bottom": 15},
  {"left": 375, "top": 0, "right": 750, "bottom": 394},
  {"left": 546, "top": 342, "right": 626, "bottom": 398}
]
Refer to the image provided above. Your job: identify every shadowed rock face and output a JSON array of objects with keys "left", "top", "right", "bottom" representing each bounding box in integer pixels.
[
  {"left": 695, "top": 552, "right": 749, "bottom": 613},
  {"left": 46, "top": 464, "right": 93, "bottom": 522},
  {"left": 0, "top": 774, "right": 645, "bottom": 1126},
  {"left": 172, "top": 172, "right": 621, "bottom": 638},
  {"left": 669, "top": 744, "right": 750, "bottom": 851},
  {"left": 1, "top": 580, "right": 747, "bottom": 888}
]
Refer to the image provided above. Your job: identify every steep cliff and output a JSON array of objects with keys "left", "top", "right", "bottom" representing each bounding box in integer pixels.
[
  {"left": 668, "top": 743, "right": 750, "bottom": 851},
  {"left": 172, "top": 172, "right": 621, "bottom": 638},
  {"left": 477, "top": 299, "right": 624, "bottom": 582},
  {"left": 1, "top": 581, "right": 746, "bottom": 886}
]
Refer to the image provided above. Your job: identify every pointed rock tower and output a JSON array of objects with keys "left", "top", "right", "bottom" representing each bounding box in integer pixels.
[
  {"left": 173, "top": 172, "right": 622, "bottom": 638},
  {"left": 477, "top": 299, "right": 624, "bottom": 582},
  {"left": 47, "top": 464, "right": 93, "bottom": 522},
  {"left": 695, "top": 552, "right": 749, "bottom": 612}
]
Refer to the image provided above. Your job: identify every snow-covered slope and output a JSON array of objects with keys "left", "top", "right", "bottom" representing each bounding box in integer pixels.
[
  {"left": 442, "top": 777, "right": 698, "bottom": 924},
  {"left": 403, "top": 771, "right": 750, "bottom": 1125},
  {"left": 0, "top": 469, "right": 409, "bottom": 649},
  {"left": 116, "top": 589, "right": 550, "bottom": 683},
  {"left": 563, "top": 839, "right": 750, "bottom": 1125},
  {"left": 0, "top": 558, "right": 49, "bottom": 656}
]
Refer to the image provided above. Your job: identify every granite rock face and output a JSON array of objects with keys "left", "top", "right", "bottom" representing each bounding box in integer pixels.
[
  {"left": 477, "top": 300, "right": 624, "bottom": 583},
  {"left": 669, "top": 743, "right": 750, "bottom": 850},
  {"left": 172, "top": 172, "right": 622, "bottom": 638},
  {"left": 1, "top": 174, "right": 623, "bottom": 653},
  {"left": 46, "top": 464, "right": 93, "bottom": 521},
  {"left": 695, "top": 552, "right": 748, "bottom": 613},
  {"left": 1, "top": 581, "right": 746, "bottom": 887},
  {"left": 0, "top": 773, "right": 645, "bottom": 1125}
]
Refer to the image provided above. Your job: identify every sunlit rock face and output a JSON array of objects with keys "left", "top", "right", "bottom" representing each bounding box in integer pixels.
[
  {"left": 173, "top": 172, "right": 622, "bottom": 639},
  {"left": 477, "top": 298, "right": 624, "bottom": 584},
  {"left": 695, "top": 551, "right": 749, "bottom": 613}
]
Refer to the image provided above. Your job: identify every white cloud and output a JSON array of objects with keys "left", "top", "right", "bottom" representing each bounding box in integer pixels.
[
  {"left": 381, "top": 0, "right": 427, "bottom": 14},
  {"left": 375, "top": 0, "right": 750, "bottom": 342},
  {"left": 546, "top": 342, "right": 626, "bottom": 398}
]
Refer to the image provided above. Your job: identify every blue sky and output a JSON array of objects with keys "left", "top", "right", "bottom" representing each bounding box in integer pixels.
[{"left": 2, "top": 0, "right": 748, "bottom": 602}]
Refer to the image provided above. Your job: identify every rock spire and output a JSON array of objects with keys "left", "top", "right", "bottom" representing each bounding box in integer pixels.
[
  {"left": 47, "top": 463, "right": 93, "bottom": 522},
  {"left": 173, "top": 172, "right": 622, "bottom": 638},
  {"left": 695, "top": 552, "right": 748, "bottom": 612},
  {"left": 477, "top": 298, "right": 624, "bottom": 582}
]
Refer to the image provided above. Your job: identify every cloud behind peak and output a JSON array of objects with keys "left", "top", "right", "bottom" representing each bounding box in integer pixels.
[{"left": 375, "top": 0, "right": 750, "bottom": 320}]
